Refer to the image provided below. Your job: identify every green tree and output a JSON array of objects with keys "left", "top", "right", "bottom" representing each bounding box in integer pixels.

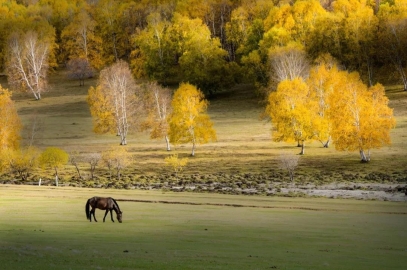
[
  {"left": 133, "top": 12, "right": 234, "bottom": 94},
  {"left": 173, "top": 13, "right": 232, "bottom": 94},
  {"left": 132, "top": 12, "right": 174, "bottom": 83},
  {"left": 168, "top": 83, "right": 216, "bottom": 156},
  {"left": 226, "top": 1, "right": 272, "bottom": 61},
  {"left": 39, "top": 147, "right": 69, "bottom": 186}
]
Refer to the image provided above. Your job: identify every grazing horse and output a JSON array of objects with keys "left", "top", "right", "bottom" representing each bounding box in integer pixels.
[{"left": 85, "top": 197, "right": 123, "bottom": 223}]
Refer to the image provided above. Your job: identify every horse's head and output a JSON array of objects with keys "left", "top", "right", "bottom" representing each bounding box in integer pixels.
[{"left": 117, "top": 211, "right": 123, "bottom": 223}]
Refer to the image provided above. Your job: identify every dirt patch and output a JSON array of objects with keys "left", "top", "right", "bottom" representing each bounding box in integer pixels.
[{"left": 278, "top": 183, "right": 407, "bottom": 202}]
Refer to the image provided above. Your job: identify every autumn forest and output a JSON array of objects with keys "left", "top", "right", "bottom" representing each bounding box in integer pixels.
[{"left": 0, "top": 0, "right": 405, "bottom": 183}]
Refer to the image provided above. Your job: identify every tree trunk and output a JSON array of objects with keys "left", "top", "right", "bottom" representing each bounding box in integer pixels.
[
  {"left": 74, "top": 165, "right": 82, "bottom": 179},
  {"left": 360, "top": 149, "right": 370, "bottom": 163},
  {"left": 54, "top": 168, "right": 59, "bottom": 187},
  {"left": 165, "top": 135, "right": 171, "bottom": 151},
  {"left": 322, "top": 137, "right": 331, "bottom": 148},
  {"left": 299, "top": 141, "right": 305, "bottom": 155},
  {"left": 120, "top": 135, "right": 127, "bottom": 145},
  {"left": 289, "top": 170, "right": 294, "bottom": 182},
  {"left": 108, "top": 166, "right": 112, "bottom": 180},
  {"left": 191, "top": 141, "right": 196, "bottom": 157}
]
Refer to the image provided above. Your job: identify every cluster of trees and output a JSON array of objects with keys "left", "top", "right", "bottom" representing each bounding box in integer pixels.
[
  {"left": 0, "top": 0, "right": 402, "bottom": 175},
  {"left": 266, "top": 55, "right": 395, "bottom": 162},
  {"left": 0, "top": 64, "right": 217, "bottom": 181},
  {"left": 1, "top": 0, "right": 407, "bottom": 96},
  {"left": 87, "top": 60, "right": 217, "bottom": 155}
]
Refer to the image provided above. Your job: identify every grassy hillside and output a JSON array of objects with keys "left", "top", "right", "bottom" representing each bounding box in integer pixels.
[{"left": 1, "top": 72, "right": 406, "bottom": 184}]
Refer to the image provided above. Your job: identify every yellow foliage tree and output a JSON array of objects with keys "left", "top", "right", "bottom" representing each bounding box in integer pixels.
[
  {"left": 2, "top": 147, "right": 40, "bottom": 181},
  {"left": 87, "top": 85, "right": 116, "bottom": 134},
  {"left": 0, "top": 86, "right": 21, "bottom": 151},
  {"left": 168, "top": 83, "right": 216, "bottom": 156},
  {"left": 39, "top": 147, "right": 69, "bottom": 186},
  {"left": 140, "top": 82, "right": 172, "bottom": 151},
  {"left": 266, "top": 78, "right": 317, "bottom": 155},
  {"left": 328, "top": 71, "right": 396, "bottom": 162},
  {"left": 165, "top": 153, "right": 188, "bottom": 179},
  {"left": 87, "top": 60, "right": 141, "bottom": 145},
  {"left": 306, "top": 58, "right": 342, "bottom": 147},
  {"left": 61, "top": 9, "right": 104, "bottom": 70}
]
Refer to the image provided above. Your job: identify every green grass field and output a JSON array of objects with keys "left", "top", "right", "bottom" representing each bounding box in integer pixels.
[{"left": 1, "top": 185, "right": 406, "bottom": 270}]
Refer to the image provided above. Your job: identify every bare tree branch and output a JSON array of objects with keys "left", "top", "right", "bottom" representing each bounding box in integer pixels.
[{"left": 7, "top": 31, "right": 49, "bottom": 100}]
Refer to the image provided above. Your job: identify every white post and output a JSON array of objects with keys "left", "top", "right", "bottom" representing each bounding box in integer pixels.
[
  {"left": 55, "top": 175, "right": 58, "bottom": 187},
  {"left": 39, "top": 178, "right": 42, "bottom": 186}
]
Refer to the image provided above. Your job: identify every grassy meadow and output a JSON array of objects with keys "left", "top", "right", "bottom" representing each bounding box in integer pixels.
[
  {"left": 1, "top": 185, "right": 407, "bottom": 270},
  {"left": 1, "top": 73, "right": 407, "bottom": 269},
  {"left": 0, "top": 71, "right": 406, "bottom": 183}
]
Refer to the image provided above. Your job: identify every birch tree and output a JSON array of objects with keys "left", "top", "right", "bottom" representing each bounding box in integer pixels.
[
  {"left": 168, "top": 83, "right": 216, "bottom": 156},
  {"left": 39, "top": 147, "right": 69, "bottom": 186},
  {"left": 61, "top": 9, "right": 104, "bottom": 69},
  {"left": 84, "top": 152, "right": 101, "bottom": 180},
  {"left": 269, "top": 45, "right": 310, "bottom": 86},
  {"left": 378, "top": 17, "right": 407, "bottom": 91},
  {"left": 87, "top": 60, "right": 141, "bottom": 145},
  {"left": 140, "top": 81, "right": 172, "bottom": 151},
  {"left": 266, "top": 78, "right": 316, "bottom": 155},
  {"left": 6, "top": 31, "right": 50, "bottom": 100},
  {"left": 328, "top": 71, "right": 396, "bottom": 162}
]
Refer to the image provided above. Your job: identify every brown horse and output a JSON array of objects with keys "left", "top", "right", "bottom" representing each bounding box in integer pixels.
[{"left": 85, "top": 197, "right": 123, "bottom": 223}]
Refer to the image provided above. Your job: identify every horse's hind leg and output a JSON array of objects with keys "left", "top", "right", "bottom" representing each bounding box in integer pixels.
[{"left": 103, "top": 209, "right": 109, "bottom": 222}]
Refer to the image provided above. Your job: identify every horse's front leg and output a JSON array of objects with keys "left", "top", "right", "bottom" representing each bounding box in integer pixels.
[
  {"left": 103, "top": 209, "right": 109, "bottom": 222},
  {"left": 110, "top": 210, "right": 114, "bottom": 222},
  {"left": 92, "top": 209, "right": 98, "bottom": 222}
]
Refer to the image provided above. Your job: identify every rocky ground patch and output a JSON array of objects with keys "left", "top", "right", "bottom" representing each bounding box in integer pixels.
[{"left": 3, "top": 171, "right": 407, "bottom": 202}]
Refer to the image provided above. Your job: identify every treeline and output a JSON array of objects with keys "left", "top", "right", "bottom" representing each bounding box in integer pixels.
[{"left": 1, "top": 0, "right": 407, "bottom": 94}]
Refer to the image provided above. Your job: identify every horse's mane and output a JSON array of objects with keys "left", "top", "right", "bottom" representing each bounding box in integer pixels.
[{"left": 111, "top": 198, "right": 121, "bottom": 212}]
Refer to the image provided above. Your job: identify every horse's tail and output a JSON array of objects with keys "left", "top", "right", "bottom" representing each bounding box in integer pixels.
[
  {"left": 111, "top": 198, "right": 121, "bottom": 212},
  {"left": 85, "top": 198, "right": 91, "bottom": 220}
]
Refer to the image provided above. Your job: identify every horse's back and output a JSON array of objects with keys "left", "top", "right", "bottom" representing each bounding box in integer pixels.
[{"left": 88, "top": 196, "right": 117, "bottom": 210}]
